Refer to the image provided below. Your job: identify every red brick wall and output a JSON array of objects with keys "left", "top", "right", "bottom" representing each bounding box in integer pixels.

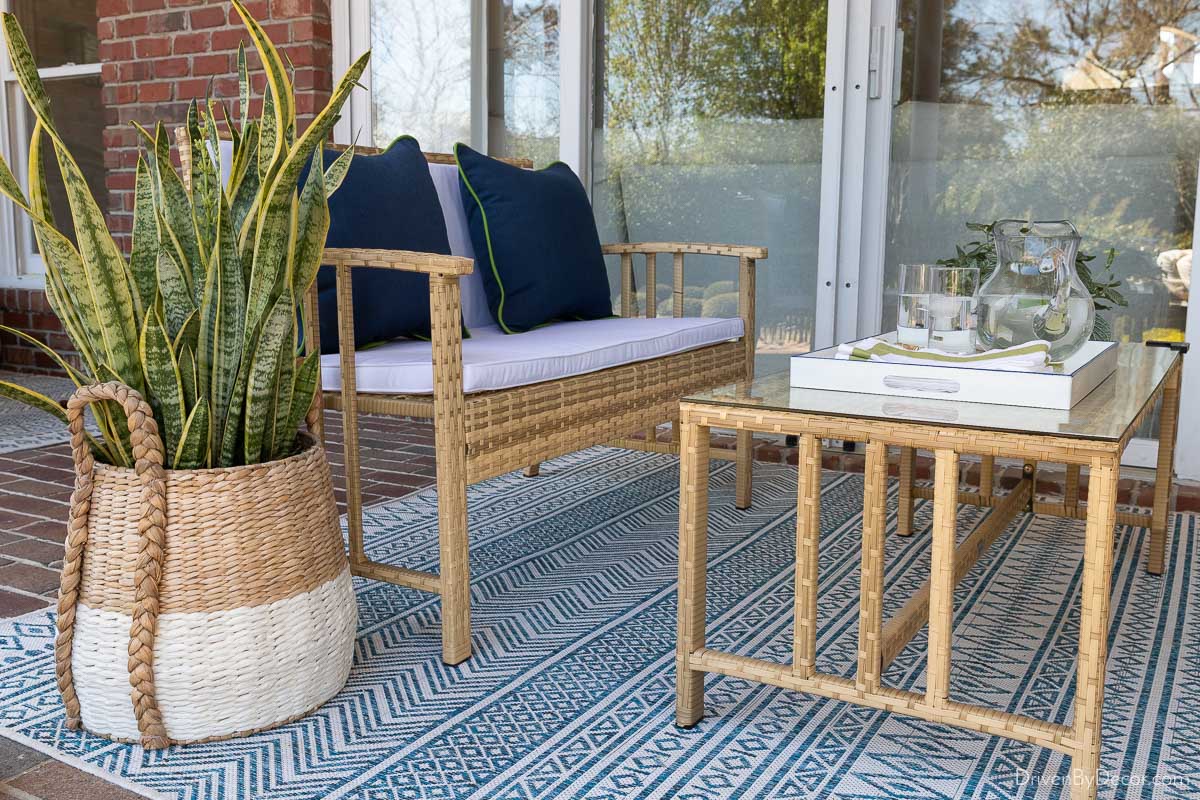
[
  {"left": 1, "top": 0, "right": 334, "bottom": 373},
  {"left": 0, "top": 288, "right": 81, "bottom": 374}
]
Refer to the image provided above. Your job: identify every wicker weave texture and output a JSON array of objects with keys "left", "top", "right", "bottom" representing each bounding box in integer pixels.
[{"left": 56, "top": 383, "right": 355, "bottom": 748}]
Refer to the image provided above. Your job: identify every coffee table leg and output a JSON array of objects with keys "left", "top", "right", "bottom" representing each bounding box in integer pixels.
[
  {"left": 897, "top": 446, "right": 916, "bottom": 537},
  {"left": 677, "top": 417, "right": 711, "bottom": 728},
  {"left": 1071, "top": 456, "right": 1118, "bottom": 800},
  {"left": 1149, "top": 363, "right": 1181, "bottom": 575},
  {"left": 793, "top": 433, "right": 822, "bottom": 679},
  {"left": 927, "top": 449, "right": 958, "bottom": 707}
]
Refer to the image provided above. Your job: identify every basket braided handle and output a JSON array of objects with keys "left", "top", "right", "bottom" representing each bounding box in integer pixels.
[{"left": 57, "top": 382, "right": 170, "bottom": 749}]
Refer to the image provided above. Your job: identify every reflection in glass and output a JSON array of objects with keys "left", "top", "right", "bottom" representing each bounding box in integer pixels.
[
  {"left": 489, "top": 0, "right": 560, "bottom": 167},
  {"left": 883, "top": 0, "right": 1198, "bottom": 435},
  {"left": 10, "top": 0, "right": 98, "bottom": 68},
  {"left": 591, "top": 0, "right": 827, "bottom": 372},
  {"left": 369, "top": 0, "right": 472, "bottom": 152}
]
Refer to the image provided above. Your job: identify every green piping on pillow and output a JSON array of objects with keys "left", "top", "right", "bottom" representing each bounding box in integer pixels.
[{"left": 455, "top": 142, "right": 516, "bottom": 334}]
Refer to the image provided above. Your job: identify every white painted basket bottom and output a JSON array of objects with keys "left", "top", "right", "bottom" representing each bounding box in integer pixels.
[{"left": 71, "top": 567, "right": 357, "bottom": 743}]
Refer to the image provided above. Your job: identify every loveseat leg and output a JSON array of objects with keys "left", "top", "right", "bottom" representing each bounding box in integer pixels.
[
  {"left": 735, "top": 429, "right": 753, "bottom": 509},
  {"left": 438, "top": 474, "right": 472, "bottom": 666},
  {"left": 523, "top": 463, "right": 541, "bottom": 477},
  {"left": 429, "top": 273, "right": 472, "bottom": 665}
]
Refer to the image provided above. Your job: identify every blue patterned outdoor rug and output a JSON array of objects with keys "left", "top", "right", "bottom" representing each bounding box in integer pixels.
[{"left": 1, "top": 446, "right": 1197, "bottom": 799}]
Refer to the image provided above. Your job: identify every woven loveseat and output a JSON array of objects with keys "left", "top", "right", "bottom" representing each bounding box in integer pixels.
[{"left": 180, "top": 135, "right": 765, "bottom": 664}]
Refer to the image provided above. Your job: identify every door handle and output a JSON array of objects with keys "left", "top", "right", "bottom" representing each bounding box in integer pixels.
[{"left": 867, "top": 25, "right": 885, "bottom": 99}]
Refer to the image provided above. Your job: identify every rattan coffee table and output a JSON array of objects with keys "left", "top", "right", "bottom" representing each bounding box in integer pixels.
[{"left": 675, "top": 343, "right": 1183, "bottom": 800}]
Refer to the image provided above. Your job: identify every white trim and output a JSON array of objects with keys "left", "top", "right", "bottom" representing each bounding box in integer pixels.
[
  {"left": 559, "top": 0, "right": 592, "bottom": 182},
  {"left": 856, "top": 1, "right": 898, "bottom": 339},
  {"left": 470, "top": 0, "right": 487, "bottom": 151},
  {"left": 1176, "top": 158, "right": 1200, "bottom": 480},
  {"left": 21, "top": 62, "right": 102, "bottom": 81},
  {"left": 832, "top": 0, "right": 873, "bottom": 344},
  {"left": 813, "top": 3, "right": 850, "bottom": 350}
]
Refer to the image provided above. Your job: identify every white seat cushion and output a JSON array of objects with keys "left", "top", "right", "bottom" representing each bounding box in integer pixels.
[{"left": 321, "top": 316, "right": 744, "bottom": 395}]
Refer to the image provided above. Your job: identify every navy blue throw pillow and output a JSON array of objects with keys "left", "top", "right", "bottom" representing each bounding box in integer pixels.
[
  {"left": 455, "top": 143, "right": 612, "bottom": 333},
  {"left": 306, "top": 136, "right": 452, "bottom": 353}
]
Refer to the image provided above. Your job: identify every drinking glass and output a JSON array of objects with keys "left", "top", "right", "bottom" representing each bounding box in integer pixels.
[
  {"left": 897, "top": 264, "right": 932, "bottom": 347},
  {"left": 927, "top": 265, "right": 979, "bottom": 353}
]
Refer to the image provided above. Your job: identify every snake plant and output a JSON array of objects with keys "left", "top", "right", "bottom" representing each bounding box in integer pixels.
[{"left": 0, "top": 1, "right": 368, "bottom": 469}]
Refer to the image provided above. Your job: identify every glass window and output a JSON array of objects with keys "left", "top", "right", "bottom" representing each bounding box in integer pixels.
[
  {"left": 882, "top": 1, "right": 1195, "bottom": 347},
  {"left": 10, "top": 0, "right": 98, "bottom": 68},
  {"left": 369, "top": 0, "right": 473, "bottom": 152},
  {"left": 881, "top": 1, "right": 1197, "bottom": 442},
  {"left": 489, "top": 0, "right": 559, "bottom": 166},
  {"left": 591, "top": 0, "right": 828, "bottom": 373},
  {"left": 2, "top": 0, "right": 102, "bottom": 279}
]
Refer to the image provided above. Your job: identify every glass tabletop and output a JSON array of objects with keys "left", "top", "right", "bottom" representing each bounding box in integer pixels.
[{"left": 687, "top": 344, "right": 1179, "bottom": 442}]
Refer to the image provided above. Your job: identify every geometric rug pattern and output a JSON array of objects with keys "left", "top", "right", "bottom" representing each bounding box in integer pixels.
[{"left": 1, "top": 446, "right": 1197, "bottom": 799}]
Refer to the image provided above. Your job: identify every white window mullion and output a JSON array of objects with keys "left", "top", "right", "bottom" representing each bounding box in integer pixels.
[{"left": 558, "top": 0, "right": 592, "bottom": 183}]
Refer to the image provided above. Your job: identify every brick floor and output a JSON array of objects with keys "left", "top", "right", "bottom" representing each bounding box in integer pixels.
[{"left": 1, "top": 410, "right": 1197, "bottom": 798}]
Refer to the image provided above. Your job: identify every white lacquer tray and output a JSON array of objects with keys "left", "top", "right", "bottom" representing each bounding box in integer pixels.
[{"left": 789, "top": 333, "right": 1117, "bottom": 410}]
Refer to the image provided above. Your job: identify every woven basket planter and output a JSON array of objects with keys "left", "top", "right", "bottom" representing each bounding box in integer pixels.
[{"left": 55, "top": 383, "right": 356, "bottom": 749}]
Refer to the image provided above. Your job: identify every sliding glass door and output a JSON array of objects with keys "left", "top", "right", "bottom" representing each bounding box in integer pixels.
[
  {"left": 590, "top": 0, "right": 834, "bottom": 374},
  {"left": 866, "top": 0, "right": 1198, "bottom": 466}
]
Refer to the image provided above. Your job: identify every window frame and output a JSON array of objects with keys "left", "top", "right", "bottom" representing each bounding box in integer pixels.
[
  {"left": 0, "top": 0, "right": 103, "bottom": 288},
  {"left": 330, "top": 0, "right": 591, "bottom": 177}
]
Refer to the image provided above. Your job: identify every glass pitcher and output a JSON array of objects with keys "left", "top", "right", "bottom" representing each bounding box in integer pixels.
[{"left": 976, "top": 219, "right": 1095, "bottom": 361}]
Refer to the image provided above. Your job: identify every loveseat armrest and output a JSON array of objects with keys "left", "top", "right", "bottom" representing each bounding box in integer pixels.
[
  {"left": 600, "top": 242, "right": 767, "bottom": 260},
  {"left": 304, "top": 246, "right": 470, "bottom": 483},
  {"left": 602, "top": 241, "right": 764, "bottom": 383},
  {"left": 324, "top": 247, "right": 474, "bottom": 276}
]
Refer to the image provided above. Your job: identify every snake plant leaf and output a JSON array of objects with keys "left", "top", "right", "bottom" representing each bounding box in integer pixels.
[
  {"left": 154, "top": 124, "right": 204, "bottom": 299},
  {"left": 0, "top": 147, "right": 27, "bottom": 206},
  {"left": 174, "top": 396, "right": 209, "bottom": 470},
  {"left": 285, "top": 352, "right": 320, "bottom": 455},
  {"left": 0, "top": 146, "right": 105, "bottom": 375},
  {"left": 199, "top": 193, "right": 246, "bottom": 460},
  {"left": 292, "top": 146, "right": 328, "bottom": 296},
  {"left": 140, "top": 309, "right": 185, "bottom": 457},
  {"left": 186, "top": 101, "right": 220, "bottom": 254},
  {"left": 172, "top": 308, "right": 199, "bottom": 354},
  {"left": 177, "top": 342, "right": 197, "bottom": 411},
  {"left": 93, "top": 364, "right": 133, "bottom": 468},
  {"left": 8, "top": 47, "right": 148, "bottom": 393},
  {"left": 129, "top": 158, "right": 160, "bottom": 314},
  {"left": 157, "top": 248, "right": 195, "bottom": 340},
  {"left": 238, "top": 43, "right": 250, "bottom": 132},
  {"left": 0, "top": 15, "right": 51, "bottom": 128},
  {"left": 258, "top": 85, "right": 278, "bottom": 185},
  {"left": 323, "top": 144, "right": 355, "bottom": 198},
  {"left": 47, "top": 136, "right": 141, "bottom": 391},
  {"left": 244, "top": 51, "right": 368, "bottom": 339},
  {"left": 0, "top": 380, "right": 67, "bottom": 423},
  {"left": 266, "top": 311, "right": 297, "bottom": 460},
  {"left": 231, "top": 122, "right": 261, "bottom": 255},
  {"left": 27, "top": 121, "right": 57, "bottom": 227},
  {"left": 244, "top": 291, "right": 293, "bottom": 463},
  {"left": 232, "top": 0, "right": 291, "bottom": 167}
]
